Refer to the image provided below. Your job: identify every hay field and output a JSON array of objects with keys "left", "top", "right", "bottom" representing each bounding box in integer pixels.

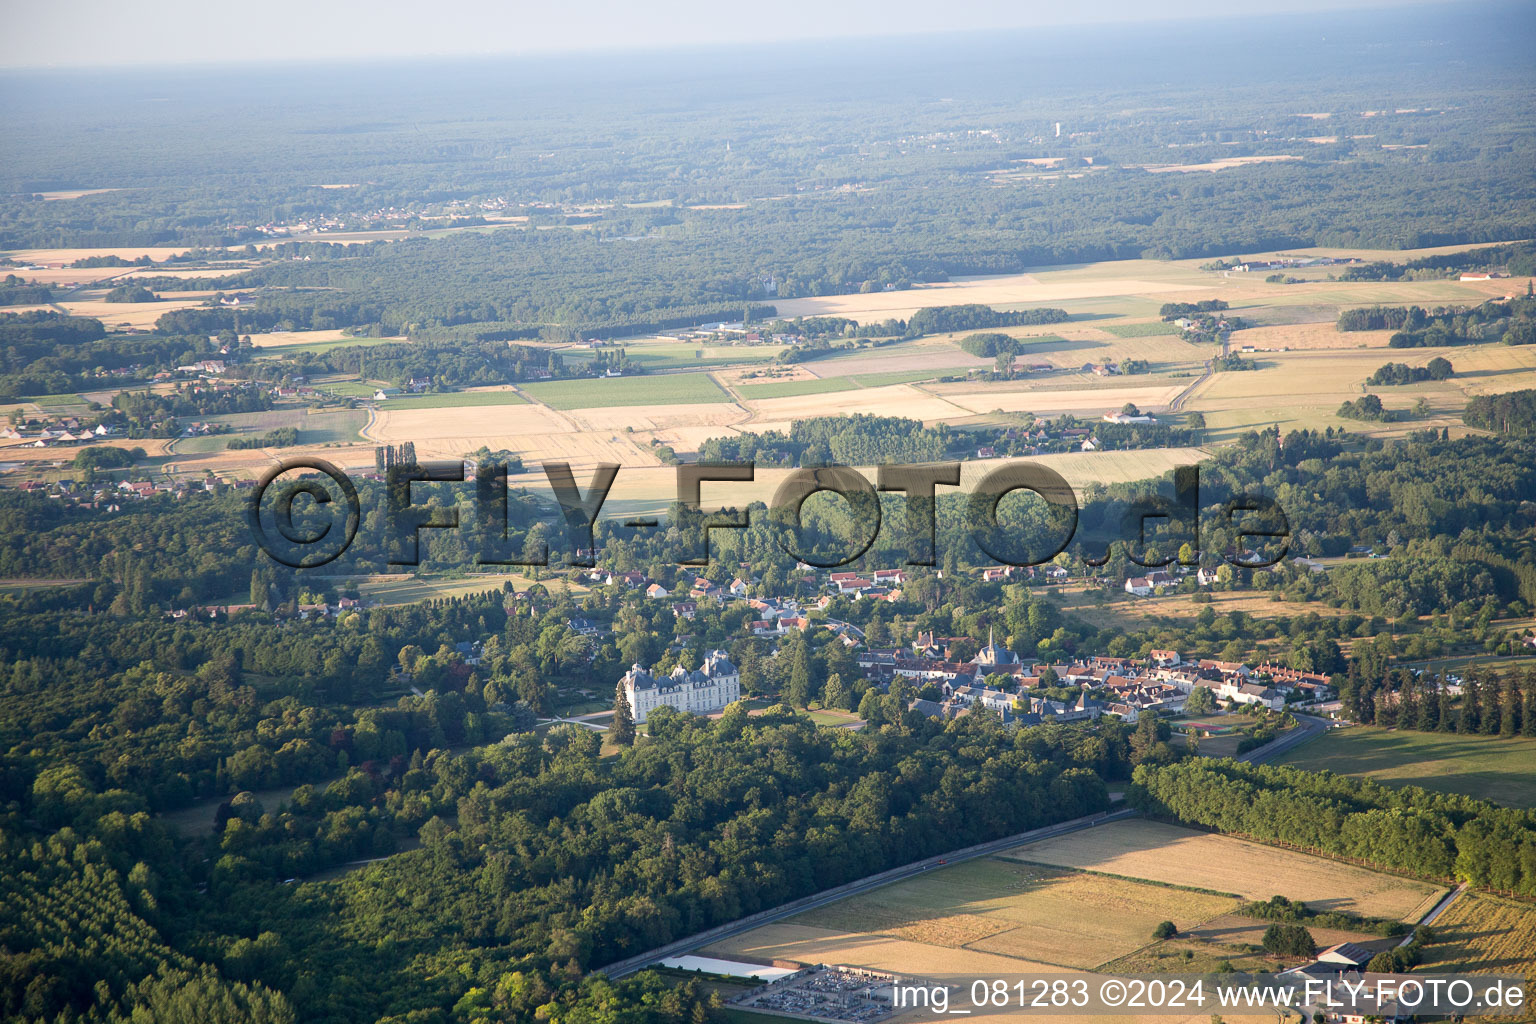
[
  {"left": 1003, "top": 819, "right": 1444, "bottom": 922},
  {"left": 789, "top": 858, "right": 1237, "bottom": 970}
]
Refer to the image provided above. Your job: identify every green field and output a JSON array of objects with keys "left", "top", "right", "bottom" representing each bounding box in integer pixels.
[
  {"left": 523, "top": 373, "right": 730, "bottom": 408},
  {"left": 353, "top": 572, "right": 572, "bottom": 606},
  {"left": 610, "top": 343, "right": 776, "bottom": 370},
  {"left": 30, "top": 393, "right": 88, "bottom": 410},
  {"left": 319, "top": 379, "right": 382, "bottom": 398},
  {"left": 1099, "top": 321, "right": 1182, "bottom": 337},
  {"left": 173, "top": 407, "right": 367, "bottom": 452},
  {"left": 298, "top": 408, "right": 369, "bottom": 443},
  {"left": 1276, "top": 726, "right": 1536, "bottom": 808},
  {"left": 736, "top": 376, "right": 852, "bottom": 399},
  {"left": 737, "top": 368, "right": 945, "bottom": 399},
  {"left": 255, "top": 335, "right": 403, "bottom": 358},
  {"left": 379, "top": 390, "right": 529, "bottom": 409}
]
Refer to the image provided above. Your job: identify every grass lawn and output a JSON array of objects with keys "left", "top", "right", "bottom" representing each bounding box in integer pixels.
[
  {"left": 1275, "top": 726, "right": 1536, "bottom": 808},
  {"left": 523, "top": 373, "right": 730, "bottom": 409},
  {"left": 378, "top": 390, "right": 529, "bottom": 410}
]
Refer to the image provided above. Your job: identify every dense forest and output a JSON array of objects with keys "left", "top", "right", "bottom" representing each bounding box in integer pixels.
[{"left": 1464, "top": 388, "right": 1536, "bottom": 436}]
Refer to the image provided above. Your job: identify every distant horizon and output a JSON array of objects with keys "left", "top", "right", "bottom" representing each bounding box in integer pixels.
[{"left": 0, "top": 0, "right": 1458, "bottom": 71}]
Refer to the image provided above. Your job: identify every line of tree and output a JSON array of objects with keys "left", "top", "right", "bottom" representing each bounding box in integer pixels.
[{"left": 1129, "top": 758, "right": 1536, "bottom": 894}]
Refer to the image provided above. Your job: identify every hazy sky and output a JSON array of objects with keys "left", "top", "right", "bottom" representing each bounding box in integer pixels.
[{"left": 1, "top": 0, "right": 1444, "bottom": 69}]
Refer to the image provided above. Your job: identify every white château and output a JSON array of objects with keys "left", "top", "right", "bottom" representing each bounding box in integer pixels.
[{"left": 621, "top": 650, "right": 741, "bottom": 723}]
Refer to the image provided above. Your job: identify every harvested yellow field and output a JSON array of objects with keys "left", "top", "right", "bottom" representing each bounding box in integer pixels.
[
  {"left": 5, "top": 246, "right": 194, "bottom": 265},
  {"left": 1189, "top": 342, "right": 1536, "bottom": 440},
  {"left": 1186, "top": 913, "right": 1390, "bottom": 954},
  {"left": 505, "top": 447, "right": 1212, "bottom": 518},
  {"left": 741, "top": 383, "right": 967, "bottom": 424},
  {"left": 1140, "top": 155, "right": 1302, "bottom": 173},
  {"left": 1417, "top": 892, "right": 1536, "bottom": 979},
  {"left": 33, "top": 188, "right": 125, "bottom": 200},
  {"left": 121, "top": 265, "right": 258, "bottom": 280},
  {"left": 770, "top": 274, "right": 1201, "bottom": 323},
  {"left": 1048, "top": 586, "right": 1353, "bottom": 630},
  {"left": 4, "top": 267, "right": 138, "bottom": 286},
  {"left": 245, "top": 328, "right": 365, "bottom": 348},
  {"left": 790, "top": 858, "right": 1237, "bottom": 970},
  {"left": 801, "top": 343, "right": 992, "bottom": 377},
  {"left": 1229, "top": 322, "right": 1396, "bottom": 350},
  {"left": 937, "top": 383, "right": 1189, "bottom": 417},
  {"left": 366, "top": 402, "right": 659, "bottom": 467},
  {"left": 59, "top": 297, "right": 207, "bottom": 329},
  {"left": 706, "top": 895, "right": 1270, "bottom": 1024},
  {"left": 368, "top": 403, "right": 570, "bottom": 441},
  {"left": 0, "top": 438, "right": 173, "bottom": 460},
  {"left": 1004, "top": 819, "right": 1445, "bottom": 922},
  {"left": 701, "top": 920, "right": 1060, "bottom": 976},
  {"left": 565, "top": 402, "right": 746, "bottom": 433}
]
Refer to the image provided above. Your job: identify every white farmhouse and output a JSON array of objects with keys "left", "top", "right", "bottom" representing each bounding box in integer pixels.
[{"left": 621, "top": 649, "right": 740, "bottom": 723}]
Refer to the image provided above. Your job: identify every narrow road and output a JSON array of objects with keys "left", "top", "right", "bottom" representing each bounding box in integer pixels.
[
  {"left": 595, "top": 806, "right": 1140, "bottom": 979},
  {"left": 1402, "top": 883, "right": 1468, "bottom": 947},
  {"left": 1236, "top": 712, "right": 1331, "bottom": 765}
]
